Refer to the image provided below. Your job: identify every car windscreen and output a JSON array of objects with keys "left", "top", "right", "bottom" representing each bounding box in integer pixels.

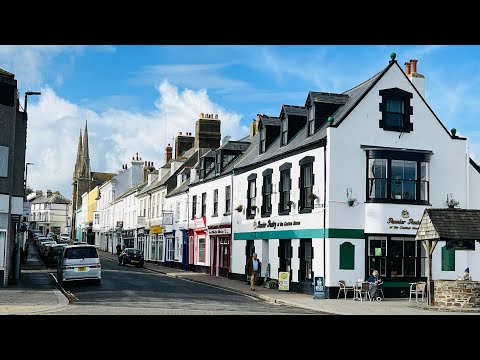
[
  {"left": 64, "top": 247, "right": 98, "bottom": 259},
  {"left": 127, "top": 249, "right": 142, "bottom": 256}
]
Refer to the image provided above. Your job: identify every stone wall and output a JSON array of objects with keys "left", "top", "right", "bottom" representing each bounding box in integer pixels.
[{"left": 434, "top": 280, "right": 480, "bottom": 308}]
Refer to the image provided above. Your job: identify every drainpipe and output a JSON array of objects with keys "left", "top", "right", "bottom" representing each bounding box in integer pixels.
[
  {"left": 230, "top": 168, "right": 234, "bottom": 278},
  {"left": 323, "top": 140, "right": 327, "bottom": 298}
]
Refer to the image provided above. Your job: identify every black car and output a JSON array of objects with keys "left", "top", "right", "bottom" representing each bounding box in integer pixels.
[
  {"left": 118, "top": 248, "right": 144, "bottom": 267},
  {"left": 44, "top": 244, "right": 67, "bottom": 268}
]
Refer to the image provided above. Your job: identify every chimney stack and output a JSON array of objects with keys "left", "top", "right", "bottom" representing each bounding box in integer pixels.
[
  {"left": 410, "top": 59, "right": 418, "bottom": 73},
  {"left": 406, "top": 58, "right": 425, "bottom": 98},
  {"left": 165, "top": 143, "right": 173, "bottom": 164},
  {"left": 404, "top": 62, "right": 411, "bottom": 75},
  {"left": 250, "top": 117, "right": 259, "bottom": 138},
  {"left": 194, "top": 113, "right": 221, "bottom": 150},
  {"left": 46, "top": 189, "right": 52, "bottom": 197}
]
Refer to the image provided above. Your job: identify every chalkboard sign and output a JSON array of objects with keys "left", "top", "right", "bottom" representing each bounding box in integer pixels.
[
  {"left": 313, "top": 276, "right": 325, "bottom": 299},
  {"left": 446, "top": 240, "right": 475, "bottom": 251}
]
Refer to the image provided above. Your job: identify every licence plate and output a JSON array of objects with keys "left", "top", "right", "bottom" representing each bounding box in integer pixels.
[
  {"left": 78, "top": 267, "right": 87, "bottom": 271},
  {"left": 131, "top": 260, "right": 138, "bottom": 263}
]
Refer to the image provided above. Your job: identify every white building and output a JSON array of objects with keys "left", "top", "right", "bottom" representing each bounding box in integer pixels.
[
  {"left": 29, "top": 190, "right": 70, "bottom": 236},
  {"left": 98, "top": 154, "right": 144, "bottom": 253},
  {"left": 229, "top": 55, "right": 480, "bottom": 297}
]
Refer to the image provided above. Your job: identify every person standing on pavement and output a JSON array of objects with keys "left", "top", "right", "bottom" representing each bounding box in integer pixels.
[
  {"left": 116, "top": 243, "right": 122, "bottom": 255},
  {"left": 246, "top": 252, "right": 261, "bottom": 291}
]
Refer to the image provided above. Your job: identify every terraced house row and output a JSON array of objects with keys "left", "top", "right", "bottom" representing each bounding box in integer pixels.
[{"left": 73, "top": 55, "right": 480, "bottom": 298}]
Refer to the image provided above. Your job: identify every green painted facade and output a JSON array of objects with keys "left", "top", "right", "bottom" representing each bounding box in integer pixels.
[{"left": 233, "top": 228, "right": 365, "bottom": 240}]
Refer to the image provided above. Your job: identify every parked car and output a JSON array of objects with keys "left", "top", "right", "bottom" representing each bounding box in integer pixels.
[
  {"left": 44, "top": 244, "right": 67, "bottom": 268},
  {"left": 57, "top": 245, "right": 101, "bottom": 285},
  {"left": 118, "top": 248, "right": 144, "bottom": 268},
  {"left": 59, "top": 233, "right": 71, "bottom": 244}
]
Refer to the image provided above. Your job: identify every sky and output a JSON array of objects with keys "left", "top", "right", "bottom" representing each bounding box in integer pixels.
[{"left": 2, "top": 45, "right": 480, "bottom": 198}]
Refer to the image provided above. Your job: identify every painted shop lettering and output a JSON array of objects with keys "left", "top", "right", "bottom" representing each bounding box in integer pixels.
[{"left": 255, "top": 219, "right": 301, "bottom": 230}]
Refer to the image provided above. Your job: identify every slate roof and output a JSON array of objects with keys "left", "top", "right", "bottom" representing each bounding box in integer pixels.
[
  {"left": 281, "top": 105, "right": 307, "bottom": 117},
  {"left": 32, "top": 192, "right": 70, "bottom": 204},
  {"left": 91, "top": 171, "right": 116, "bottom": 185},
  {"left": 418, "top": 209, "right": 480, "bottom": 241},
  {"left": 166, "top": 178, "right": 190, "bottom": 197},
  {"left": 307, "top": 92, "right": 349, "bottom": 105},
  {"left": 258, "top": 115, "right": 281, "bottom": 126}
]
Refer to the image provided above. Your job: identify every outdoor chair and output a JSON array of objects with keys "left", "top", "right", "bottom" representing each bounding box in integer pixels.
[
  {"left": 354, "top": 282, "right": 371, "bottom": 301},
  {"left": 409, "top": 281, "right": 426, "bottom": 303},
  {"left": 337, "top": 280, "right": 355, "bottom": 299}
]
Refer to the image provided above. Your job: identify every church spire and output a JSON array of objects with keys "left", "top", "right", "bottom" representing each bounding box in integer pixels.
[
  {"left": 73, "top": 128, "right": 82, "bottom": 179},
  {"left": 80, "top": 119, "right": 91, "bottom": 179}
]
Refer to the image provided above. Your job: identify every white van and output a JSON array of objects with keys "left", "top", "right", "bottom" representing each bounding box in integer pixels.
[{"left": 57, "top": 245, "right": 101, "bottom": 285}]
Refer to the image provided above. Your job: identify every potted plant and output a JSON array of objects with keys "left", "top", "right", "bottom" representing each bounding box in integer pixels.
[
  {"left": 308, "top": 193, "right": 318, "bottom": 201},
  {"left": 287, "top": 200, "right": 294, "bottom": 207},
  {"left": 347, "top": 197, "right": 357, "bottom": 207},
  {"left": 447, "top": 198, "right": 459, "bottom": 208},
  {"left": 251, "top": 205, "right": 257, "bottom": 213},
  {"left": 235, "top": 204, "right": 243, "bottom": 212}
]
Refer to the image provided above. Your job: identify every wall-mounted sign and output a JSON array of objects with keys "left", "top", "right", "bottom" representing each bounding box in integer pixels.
[
  {"left": 375, "top": 248, "right": 382, "bottom": 256},
  {"left": 194, "top": 217, "right": 206, "bottom": 229},
  {"left": 387, "top": 209, "right": 421, "bottom": 231},
  {"left": 278, "top": 271, "right": 290, "bottom": 291},
  {"left": 150, "top": 225, "right": 163, "bottom": 234},
  {"left": 446, "top": 240, "right": 475, "bottom": 251},
  {"left": 0, "top": 146, "right": 8, "bottom": 178},
  {"left": 208, "top": 227, "right": 231, "bottom": 235},
  {"left": 253, "top": 219, "right": 301, "bottom": 230},
  {"left": 162, "top": 212, "right": 174, "bottom": 225}
]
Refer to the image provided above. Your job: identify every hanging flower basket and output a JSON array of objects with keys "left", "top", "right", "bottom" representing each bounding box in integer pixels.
[
  {"left": 309, "top": 193, "right": 318, "bottom": 201},
  {"left": 447, "top": 199, "right": 459, "bottom": 208},
  {"left": 235, "top": 204, "right": 243, "bottom": 212},
  {"left": 347, "top": 198, "right": 357, "bottom": 207}
]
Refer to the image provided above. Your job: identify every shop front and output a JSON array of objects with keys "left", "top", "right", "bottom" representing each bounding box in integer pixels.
[
  {"left": 136, "top": 228, "right": 146, "bottom": 254},
  {"left": 193, "top": 217, "right": 208, "bottom": 273},
  {"left": 364, "top": 205, "right": 426, "bottom": 297},
  {"left": 122, "top": 229, "right": 135, "bottom": 249},
  {"left": 149, "top": 225, "right": 164, "bottom": 263},
  {"left": 208, "top": 224, "right": 231, "bottom": 277}
]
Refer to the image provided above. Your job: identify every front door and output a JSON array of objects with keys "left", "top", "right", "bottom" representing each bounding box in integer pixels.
[{"left": 245, "top": 240, "right": 255, "bottom": 279}]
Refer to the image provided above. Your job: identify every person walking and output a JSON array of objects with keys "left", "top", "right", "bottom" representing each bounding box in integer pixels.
[
  {"left": 116, "top": 243, "right": 122, "bottom": 256},
  {"left": 246, "top": 252, "right": 261, "bottom": 291}
]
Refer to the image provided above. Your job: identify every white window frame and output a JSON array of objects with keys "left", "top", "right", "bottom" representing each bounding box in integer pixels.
[{"left": 197, "top": 236, "right": 206, "bottom": 264}]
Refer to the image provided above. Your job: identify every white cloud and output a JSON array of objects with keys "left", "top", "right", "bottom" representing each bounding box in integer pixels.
[{"left": 25, "top": 81, "right": 247, "bottom": 198}]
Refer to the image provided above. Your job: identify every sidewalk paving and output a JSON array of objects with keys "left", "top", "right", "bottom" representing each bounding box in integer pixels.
[
  {"left": 2, "top": 244, "right": 477, "bottom": 315},
  {"left": 98, "top": 250, "right": 477, "bottom": 315},
  {"left": 0, "top": 243, "right": 69, "bottom": 315}
]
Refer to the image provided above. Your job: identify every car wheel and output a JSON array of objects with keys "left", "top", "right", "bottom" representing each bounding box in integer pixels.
[
  {"left": 122, "top": 258, "right": 126, "bottom": 266},
  {"left": 95, "top": 279, "right": 101, "bottom": 286}
]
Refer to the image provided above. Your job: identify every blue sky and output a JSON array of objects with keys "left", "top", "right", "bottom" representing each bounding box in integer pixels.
[{"left": 2, "top": 45, "right": 480, "bottom": 198}]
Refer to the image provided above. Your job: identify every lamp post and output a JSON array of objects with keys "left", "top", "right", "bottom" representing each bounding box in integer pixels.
[
  {"left": 24, "top": 91, "right": 41, "bottom": 113},
  {"left": 25, "top": 162, "right": 34, "bottom": 200}
]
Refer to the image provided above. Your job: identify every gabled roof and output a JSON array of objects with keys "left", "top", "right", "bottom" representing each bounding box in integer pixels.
[
  {"left": 416, "top": 209, "right": 480, "bottom": 241},
  {"left": 116, "top": 182, "right": 145, "bottom": 200},
  {"left": 258, "top": 115, "right": 281, "bottom": 127},
  {"left": 307, "top": 92, "right": 349, "bottom": 105},
  {"left": 470, "top": 157, "right": 480, "bottom": 175},
  {"left": 280, "top": 104, "right": 307, "bottom": 118},
  {"left": 32, "top": 192, "right": 70, "bottom": 204},
  {"left": 91, "top": 171, "right": 116, "bottom": 184}
]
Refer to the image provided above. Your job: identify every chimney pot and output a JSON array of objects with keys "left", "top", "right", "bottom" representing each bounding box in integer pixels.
[
  {"left": 132, "top": 157, "right": 135, "bottom": 161},
  {"left": 125, "top": 164, "right": 128, "bottom": 169},
  {"left": 179, "top": 131, "right": 182, "bottom": 135},
  {"left": 152, "top": 162, "right": 154, "bottom": 167},
  {"left": 144, "top": 161, "right": 147, "bottom": 166},
  {"left": 200, "top": 113, "right": 204, "bottom": 118},
  {"left": 410, "top": 59, "right": 418, "bottom": 73},
  {"left": 404, "top": 62, "right": 411, "bottom": 75},
  {"left": 136, "top": 152, "right": 139, "bottom": 160},
  {"left": 215, "top": 114, "right": 218, "bottom": 119}
]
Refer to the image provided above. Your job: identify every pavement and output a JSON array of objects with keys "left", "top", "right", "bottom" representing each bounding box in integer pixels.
[{"left": 1, "top": 244, "right": 478, "bottom": 315}]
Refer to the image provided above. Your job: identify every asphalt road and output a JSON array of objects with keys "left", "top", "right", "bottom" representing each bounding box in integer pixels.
[{"left": 50, "top": 258, "right": 321, "bottom": 315}]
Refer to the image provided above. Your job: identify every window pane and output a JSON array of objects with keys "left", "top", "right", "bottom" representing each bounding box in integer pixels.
[
  {"left": 404, "top": 161, "right": 417, "bottom": 180},
  {"left": 391, "top": 160, "right": 403, "bottom": 179},
  {"left": 390, "top": 257, "right": 403, "bottom": 277},
  {"left": 385, "top": 113, "right": 403, "bottom": 127},
  {"left": 304, "top": 165, "right": 312, "bottom": 187},
  {"left": 369, "top": 159, "right": 387, "bottom": 178},
  {"left": 386, "top": 99, "right": 404, "bottom": 113},
  {"left": 370, "top": 179, "right": 387, "bottom": 199},
  {"left": 390, "top": 238, "right": 403, "bottom": 257},
  {"left": 403, "top": 180, "right": 416, "bottom": 200},
  {"left": 420, "top": 162, "right": 428, "bottom": 180},
  {"left": 420, "top": 181, "right": 428, "bottom": 201}
]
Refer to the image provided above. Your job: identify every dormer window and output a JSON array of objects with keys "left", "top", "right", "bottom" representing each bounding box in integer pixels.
[
  {"left": 379, "top": 88, "right": 413, "bottom": 133},
  {"left": 281, "top": 117, "right": 288, "bottom": 146},
  {"left": 308, "top": 104, "right": 315, "bottom": 136},
  {"left": 260, "top": 125, "right": 266, "bottom": 154}
]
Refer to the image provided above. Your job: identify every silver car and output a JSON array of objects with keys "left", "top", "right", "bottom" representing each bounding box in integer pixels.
[{"left": 57, "top": 245, "right": 101, "bottom": 285}]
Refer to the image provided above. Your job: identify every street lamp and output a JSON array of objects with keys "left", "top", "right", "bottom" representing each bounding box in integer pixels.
[
  {"left": 24, "top": 91, "right": 41, "bottom": 113},
  {"left": 24, "top": 162, "right": 34, "bottom": 200}
]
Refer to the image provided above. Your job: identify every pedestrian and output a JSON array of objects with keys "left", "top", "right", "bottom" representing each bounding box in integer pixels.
[
  {"left": 368, "top": 269, "right": 383, "bottom": 300},
  {"left": 24, "top": 243, "right": 29, "bottom": 264},
  {"left": 116, "top": 243, "right": 122, "bottom": 255},
  {"left": 246, "top": 252, "right": 261, "bottom": 291}
]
